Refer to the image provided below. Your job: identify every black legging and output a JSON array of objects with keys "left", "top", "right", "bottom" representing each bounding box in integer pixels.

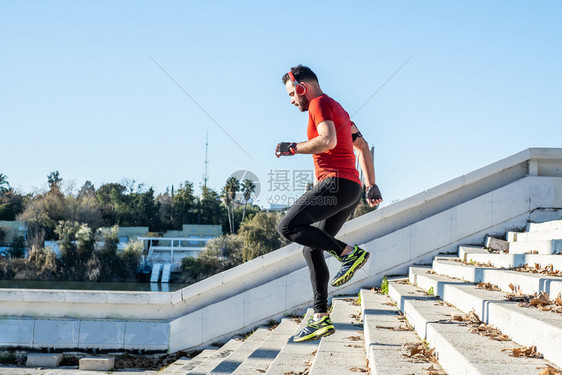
[{"left": 278, "top": 177, "right": 362, "bottom": 313}]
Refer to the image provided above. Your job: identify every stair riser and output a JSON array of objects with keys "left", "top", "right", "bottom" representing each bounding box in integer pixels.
[
  {"left": 414, "top": 273, "right": 562, "bottom": 369},
  {"left": 527, "top": 220, "right": 562, "bottom": 232},
  {"left": 462, "top": 253, "right": 562, "bottom": 270},
  {"left": 508, "top": 240, "right": 562, "bottom": 254},
  {"left": 432, "top": 260, "right": 562, "bottom": 297},
  {"left": 508, "top": 229, "right": 562, "bottom": 242}
]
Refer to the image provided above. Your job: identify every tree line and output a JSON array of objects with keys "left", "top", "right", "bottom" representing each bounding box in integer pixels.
[{"left": 0, "top": 171, "right": 375, "bottom": 284}]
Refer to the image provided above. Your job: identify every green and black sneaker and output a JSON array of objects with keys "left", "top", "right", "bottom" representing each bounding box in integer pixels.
[
  {"left": 325, "top": 249, "right": 344, "bottom": 262},
  {"left": 330, "top": 245, "right": 370, "bottom": 287},
  {"left": 293, "top": 316, "right": 335, "bottom": 342}
]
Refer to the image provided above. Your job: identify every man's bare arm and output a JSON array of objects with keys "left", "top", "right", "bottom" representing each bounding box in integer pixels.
[
  {"left": 352, "top": 123, "right": 382, "bottom": 207},
  {"left": 294, "top": 121, "right": 337, "bottom": 154}
]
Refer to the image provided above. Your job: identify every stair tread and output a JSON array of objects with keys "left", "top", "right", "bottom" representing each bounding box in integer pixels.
[
  {"left": 309, "top": 297, "right": 368, "bottom": 375},
  {"left": 231, "top": 318, "right": 301, "bottom": 375},
  {"left": 361, "top": 289, "right": 446, "bottom": 375},
  {"left": 157, "top": 356, "right": 191, "bottom": 375},
  {"left": 173, "top": 348, "right": 218, "bottom": 373},
  {"left": 208, "top": 327, "right": 272, "bottom": 374},
  {"left": 389, "top": 281, "right": 560, "bottom": 374},
  {"left": 186, "top": 339, "right": 243, "bottom": 374},
  {"left": 265, "top": 309, "right": 318, "bottom": 375}
]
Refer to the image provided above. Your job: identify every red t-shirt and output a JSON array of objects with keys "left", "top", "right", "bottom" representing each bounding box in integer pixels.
[{"left": 307, "top": 94, "right": 361, "bottom": 186}]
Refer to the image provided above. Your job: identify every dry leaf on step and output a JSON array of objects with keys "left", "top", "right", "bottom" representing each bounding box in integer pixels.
[{"left": 539, "top": 365, "right": 562, "bottom": 375}]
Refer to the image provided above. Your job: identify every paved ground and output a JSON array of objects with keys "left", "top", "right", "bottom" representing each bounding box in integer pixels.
[{"left": 0, "top": 366, "right": 158, "bottom": 375}]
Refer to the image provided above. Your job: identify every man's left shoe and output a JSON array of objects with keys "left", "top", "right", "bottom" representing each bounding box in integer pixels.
[{"left": 330, "top": 245, "right": 370, "bottom": 287}]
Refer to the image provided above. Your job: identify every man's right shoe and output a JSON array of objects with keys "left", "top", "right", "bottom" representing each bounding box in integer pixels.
[
  {"left": 330, "top": 245, "right": 370, "bottom": 287},
  {"left": 293, "top": 315, "right": 335, "bottom": 342}
]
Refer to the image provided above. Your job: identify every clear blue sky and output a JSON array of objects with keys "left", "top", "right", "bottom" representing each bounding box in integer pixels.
[{"left": 1, "top": 1, "right": 561, "bottom": 207}]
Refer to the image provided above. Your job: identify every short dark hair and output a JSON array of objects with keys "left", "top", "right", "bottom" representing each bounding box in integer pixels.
[{"left": 282, "top": 65, "right": 319, "bottom": 85}]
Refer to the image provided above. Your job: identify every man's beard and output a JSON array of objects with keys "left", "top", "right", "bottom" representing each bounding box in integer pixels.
[{"left": 299, "top": 96, "right": 310, "bottom": 112}]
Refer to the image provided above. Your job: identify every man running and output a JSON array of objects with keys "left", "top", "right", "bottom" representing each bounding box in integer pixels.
[{"left": 276, "top": 65, "right": 382, "bottom": 342}]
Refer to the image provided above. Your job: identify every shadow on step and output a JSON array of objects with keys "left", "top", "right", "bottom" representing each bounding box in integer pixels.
[{"left": 246, "top": 348, "right": 279, "bottom": 360}]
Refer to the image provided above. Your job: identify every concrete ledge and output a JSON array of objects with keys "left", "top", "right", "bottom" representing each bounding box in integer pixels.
[
  {"left": 79, "top": 356, "right": 115, "bottom": 371},
  {"left": 26, "top": 353, "right": 62, "bottom": 367}
]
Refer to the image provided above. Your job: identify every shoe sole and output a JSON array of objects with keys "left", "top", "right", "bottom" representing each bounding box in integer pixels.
[
  {"left": 331, "top": 251, "right": 370, "bottom": 287},
  {"left": 293, "top": 326, "right": 335, "bottom": 342}
]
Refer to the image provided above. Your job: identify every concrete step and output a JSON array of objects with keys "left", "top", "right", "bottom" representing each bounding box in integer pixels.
[
  {"left": 169, "top": 348, "right": 218, "bottom": 374},
  {"left": 207, "top": 327, "right": 272, "bottom": 374},
  {"left": 309, "top": 297, "right": 368, "bottom": 375},
  {"left": 432, "top": 258, "right": 562, "bottom": 297},
  {"left": 508, "top": 239, "right": 562, "bottom": 254},
  {"left": 508, "top": 228, "right": 562, "bottom": 242},
  {"left": 265, "top": 309, "right": 318, "bottom": 375},
  {"left": 360, "top": 288, "right": 446, "bottom": 375},
  {"left": 158, "top": 356, "right": 191, "bottom": 374},
  {"left": 389, "top": 279, "right": 559, "bottom": 374},
  {"left": 527, "top": 219, "right": 562, "bottom": 232},
  {"left": 459, "top": 246, "right": 562, "bottom": 270},
  {"left": 231, "top": 318, "right": 300, "bottom": 375},
  {"left": 409, "top": 267, "right": 562, "bottom": 369},
  {"left": 186, "top": 340, "right": 243, "bottom": 374}
]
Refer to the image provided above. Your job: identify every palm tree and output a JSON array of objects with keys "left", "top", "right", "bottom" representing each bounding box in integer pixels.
[
  {"left": 222, "top": 177, "right": 240, "bottom": 234},
  {"left": 0, "top": 174, "right": 9, "bottom": 194},
  {"left": 241, "top": 178, "right": 256, "bottom": 223}
]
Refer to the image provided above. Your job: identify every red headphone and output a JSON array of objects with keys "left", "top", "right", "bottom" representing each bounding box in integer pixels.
[{"left": 288, "top": 71, "right": 307, "bottom": 96}]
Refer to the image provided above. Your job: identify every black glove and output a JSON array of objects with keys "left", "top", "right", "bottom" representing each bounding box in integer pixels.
[
  {"left": 275, "top": 142, "right": 297, "bottom": 158},
  {"left": 366, "top": 184, "right": 382, "bottom": 201}
]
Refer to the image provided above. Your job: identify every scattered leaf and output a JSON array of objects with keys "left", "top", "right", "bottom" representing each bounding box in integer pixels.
[
  {"left": 539, "top": 365, "right": 562, "bottom": 375},
  {"left": 349, "top": 367, "right": 368, "bottom": 372}
]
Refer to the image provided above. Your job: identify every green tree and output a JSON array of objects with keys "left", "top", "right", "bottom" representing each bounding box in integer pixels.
[
  {"left": 155, "top": 191, "right": 173, "bottom": 231},
  {"left": 239, "top": 212, "right": 288, "bottom": 262},
  {"left": 241, "top": 178, "right": 256, "bottom": 223},
  {"left": 8, "top": 236, "right": 26, "bottom": 258},
  {"left": 0, "top": 188, "right": 26, "bottom": 221},
  {"left": 119, "top": 240, "right": 143, "bottom": 279},
  {"left": 47, "top": 171, "right": 63, "bottom": 194},
  {"left": 172, "top": 182, "right": 196, "bottom": 228},
  {"left": 77, "top": 180, "right": 96, "bottom": 200},
  {"left": 198, "top": 186, "right": 226, "bottom": 227},
  {"left": 90, "top": 225, "right": 121, "bottom": 280},
  {"left": 55, "top": 221, "right": 81, "bottom": 278},
  {"left": 96, "top": 183, "right": 130, "bottom": 226},
  {"left": 222, "top": 177, "right": 240, "bottom": 234},
  {"left": 0, "top": 174, "right": 9, "bottom": 194},
  {"left": 180, "top": 234, "right": 243, "bottom": 283}
]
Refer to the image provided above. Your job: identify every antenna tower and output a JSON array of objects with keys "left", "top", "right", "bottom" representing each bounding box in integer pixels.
[{"left": 203, "top": 130, "right": 209, "bottom": 189}]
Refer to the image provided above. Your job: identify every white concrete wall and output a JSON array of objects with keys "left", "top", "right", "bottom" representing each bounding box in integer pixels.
[{"left": 2, "top": 148, "right": 562, "bottom": 352}]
